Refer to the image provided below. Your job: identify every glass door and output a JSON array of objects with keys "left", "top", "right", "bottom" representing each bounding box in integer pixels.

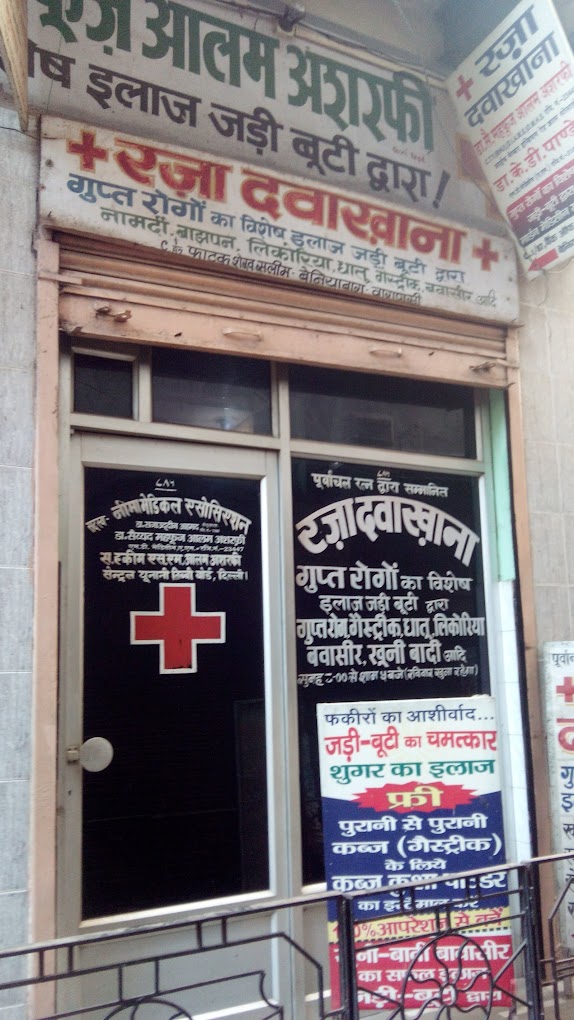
[{"left": 59, "top": 433, "right": 286, "bottom": 928}]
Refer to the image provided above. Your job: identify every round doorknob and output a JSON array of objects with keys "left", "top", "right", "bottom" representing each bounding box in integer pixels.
[{"left": 79, "top": 737, "right": 114, "bottom": 772}]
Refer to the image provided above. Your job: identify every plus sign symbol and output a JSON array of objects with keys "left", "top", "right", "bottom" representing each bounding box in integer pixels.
[
  {"left": 130, "top": 583, "right": 226, "bottom": 674},
  {"left": 473, "top": 238, "right": 499, "bottom": 271},
  {"left": 67, "top": 130, "right": 108, "bottom": 172},
  {"left": 455, "top": 73, "right": 474, "bottom": 102},
  {"left": 557, "top": 676, "right": 574, "bottom": 703}
]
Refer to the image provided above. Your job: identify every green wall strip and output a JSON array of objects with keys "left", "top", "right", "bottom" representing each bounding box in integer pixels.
[{"left": 487, "top": 390, "right": 516, "bottom": 582}]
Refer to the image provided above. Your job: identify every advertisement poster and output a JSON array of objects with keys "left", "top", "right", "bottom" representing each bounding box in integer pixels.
[
  {"left": 292, "top": 458, "right": 488, "bottom": 882},
  {"left": 448, "top": 0, "right": 574, "bottom": 273},
  {"left": 82, "top": 467, "right": 266, "bottom": 917},
  {"left": 317, "top": 696, "right": 514, "bottom": 1011},
  {"left": 543, "top": 641, "right": 574, "bottom": 949},
  {"left": 40, "top": 116, "right": 518, "bottom": 322}
]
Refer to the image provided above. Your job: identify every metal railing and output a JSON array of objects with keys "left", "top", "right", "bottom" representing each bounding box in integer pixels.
[
  {"left": 1, "top": 853, "right": 573, "bottom": 1020},
  {"left": 542, "top": 858, "right": 574, "bottom": 1020}
]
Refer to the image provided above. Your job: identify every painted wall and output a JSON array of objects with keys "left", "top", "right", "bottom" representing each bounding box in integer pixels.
[{"left": 0, "top": 106, "right": 38, "bottom": 1018}]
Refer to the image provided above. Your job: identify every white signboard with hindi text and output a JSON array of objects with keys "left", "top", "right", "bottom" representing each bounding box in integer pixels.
[
  {"left": 40, "top": 116, "right": 518, "bottom": 322},
  {"left": 9, "top": 0, "right": 505, "bottom": 232},
  {"left": 543, "top": 641, "right": 574, "bottom": 951},
  {"left": 448, "top": 0, "right": 574, "bottom": 274}
]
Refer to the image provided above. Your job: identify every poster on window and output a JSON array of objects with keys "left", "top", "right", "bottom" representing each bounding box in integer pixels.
[
  {"left": 82, "top": 467, "right": 266, "bottom": 917},
  {"left": 317, "top": 696, "right": 514, "bottom": 1012},
  {"left": 292, "top": 459, "right": 488, "bottom": 882},
  {"left": 543, "top": 641, "right": 574, "bottom": 949}
]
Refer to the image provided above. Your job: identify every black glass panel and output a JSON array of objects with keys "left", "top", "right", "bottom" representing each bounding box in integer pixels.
[
  {"left": 74, "top": 354, "right": 133, "bottom": 418},
  {"left": 82, "top": 467, "right": 268, "bottom": 917},
  {"left": 291, "top": 458, "right": 487, "bottom": 884},
  {"left": 152, "top": 349, "right": 272, "bottom": 434},
  {"left": 289, "top": 365, "right": 476, "bottom": 458}
]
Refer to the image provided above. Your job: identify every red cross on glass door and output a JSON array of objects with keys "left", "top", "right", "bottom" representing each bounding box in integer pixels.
[{"left": 130, "top": 583, "right": 226, "bottom": 674}]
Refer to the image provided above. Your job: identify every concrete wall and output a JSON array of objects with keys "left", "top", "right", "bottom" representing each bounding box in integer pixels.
[
  {"left": 0, "top": 107, "right": 38, "bottom": 1018},
  {"left": 519, "top": 266, "right": 574, "bottom": 643}
]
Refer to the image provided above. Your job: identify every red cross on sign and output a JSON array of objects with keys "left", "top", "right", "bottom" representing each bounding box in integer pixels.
[
  {"left": 67, "top": 130, "right": 108, "bottom": 172},
  {"left": 130, "top": 583, "right": 226, "bottom": 674},
  {"left": 456, "top": 74, "right": 474, "bottom": 102},
  {"left": 473, "top": 238, "right": 499, "bottom": 271},
  {"left": 557, "top": 676, "right": 574, "bottom": 703}
]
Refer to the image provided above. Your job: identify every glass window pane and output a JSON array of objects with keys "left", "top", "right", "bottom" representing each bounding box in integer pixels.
[
  {"left": 289, "top": 365, "right": 476, "bottom": 458},
  {"left": 74, "top": 353, "right": 133, "bottom": 418},
  {"left": 152, "top": 349, "right": 272, "bottom": 435}
]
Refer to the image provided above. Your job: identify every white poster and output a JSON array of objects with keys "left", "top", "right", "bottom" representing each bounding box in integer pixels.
[{"left": 317, "top": 696, "right": 514, "bottom": 1013}]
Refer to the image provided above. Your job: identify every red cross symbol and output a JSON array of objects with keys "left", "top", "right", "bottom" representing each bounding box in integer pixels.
[
  {"left": 67, "top": 130, "right": 108, "bottom": 172},
  {"left": 455, "top": 74, "right": 474, "bottom": 102},
  {"left": 557, "top": 677, "right": 574, "bottom": 703},
  {"left": 473, "top": 238, "right": 499, "bottom": 271},
  {"left": 130, "top": 583, "right": 225, "bottom": 674}
]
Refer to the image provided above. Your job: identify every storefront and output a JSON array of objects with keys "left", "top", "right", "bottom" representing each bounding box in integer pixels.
[
  {"left": 1, "top": 1, "right": 555, "bottom": 1015},
  {"left": 24, "top": 210, "right": 528, "bottom": 1015}
]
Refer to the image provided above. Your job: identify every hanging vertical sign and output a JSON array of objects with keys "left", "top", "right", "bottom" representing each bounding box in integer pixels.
[
  {"left": 82, "top": 466, "right": 267, "bottom": 918},
  {"left": 543, "top": 641, "right": 574, "bottom": 950},
  {"left": 447, "top": 0, "right": 574, "bottom": 273},
  {"left": 317, "top": 696, "right": 514, "bottom": 1012},
  {"left": 292, "top": 459, "right": 488, "bottom": 883}
]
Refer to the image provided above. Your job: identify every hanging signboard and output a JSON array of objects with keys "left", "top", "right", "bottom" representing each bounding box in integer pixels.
[
  {"left": 82, "top": 466, "right": 267, "bottom": 918},
  {"left": 447, "top": 0, "right": 574, "bottom": 274},
  {"left": 14, "top": 0, "right": 495, "bottom": 229},
  {"left": 317, "top": 695, "right": 514, "bottom": 1012},
  {"left": 40, "top": 115, "right": 518, "bottom": 322},
  {"left": 543, "top": 641, "right": 574, "bottom": 950},
  {"left": 292, "top": 459, "right": 488, "bottom": 883}
]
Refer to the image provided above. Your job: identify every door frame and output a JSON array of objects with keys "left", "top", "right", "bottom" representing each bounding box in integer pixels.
[{"left": 57, "top": 431, "right": 288, "bottom": 935}]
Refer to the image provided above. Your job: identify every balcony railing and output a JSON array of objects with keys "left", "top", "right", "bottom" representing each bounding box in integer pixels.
[{"left": 1, "top": 853, "right": 573, "bottom": 1020}]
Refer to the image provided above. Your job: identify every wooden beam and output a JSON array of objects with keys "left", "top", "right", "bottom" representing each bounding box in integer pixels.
[{"left": 59, "top": 289, "right": 511, "bottom": 389}]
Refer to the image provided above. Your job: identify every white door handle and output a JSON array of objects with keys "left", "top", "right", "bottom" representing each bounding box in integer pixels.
[{"left": 67, "top": 737, "right": 114, "bottom": 772}]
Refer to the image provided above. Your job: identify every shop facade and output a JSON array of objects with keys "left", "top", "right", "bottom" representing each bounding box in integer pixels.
[{"left": 1, "top": 0, "right": 569, "bottom": 1016}]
